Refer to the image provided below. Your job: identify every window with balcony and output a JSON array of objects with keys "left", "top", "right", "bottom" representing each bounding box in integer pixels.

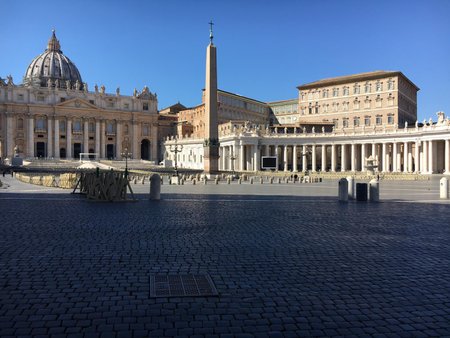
[
  {"left": 387, "top": 79, "right": 394, "bottom": 90},
  {"left": 343, "top": 87, "right": 349, "bottom": 96},
  {"left": 354, "top": 84, "right": 360, "bottom": 94},
  {"left": 333, "top": 88, "right": 339, "bottom": 97},
  {"left": 364, "top": 116, "right": 371, "bottom": 126},
  {"left": 376, "top": 81, "right": 382, "bottom": 92},
  {"left": 376, "top": 116, "right": 382, "bottom": 125},
  {"left": 364, "top": 82, "right": 371, "bottom": 93},
  {"left": 354, "top": 117, "right": 360, "bottom": 127},
  {"left": 387, "top": 114, "right": 394, "bottom": 124},
  {"left": 343, "top": 118, "right": 349, "bottom": 128},
  {"left": 322, "top": 89, "right": 329, "bottom": 98}
]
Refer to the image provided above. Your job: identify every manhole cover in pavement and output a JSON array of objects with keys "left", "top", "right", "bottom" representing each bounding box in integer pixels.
[{"left": 150, "top": 274, "right": 218, "bottom": 298}]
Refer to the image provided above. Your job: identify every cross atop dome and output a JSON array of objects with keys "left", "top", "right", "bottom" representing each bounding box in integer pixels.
[{"left": 47, "top": 29, "right": 62, "bottom": 53}]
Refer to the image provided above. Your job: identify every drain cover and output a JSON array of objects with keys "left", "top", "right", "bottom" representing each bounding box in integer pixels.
[{"left": 150, "top": 274, "right": 218, "bottom": 298}]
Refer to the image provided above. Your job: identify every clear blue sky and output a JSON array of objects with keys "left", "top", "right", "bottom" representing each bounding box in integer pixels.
[{"left": 1, "top": 0, "right": 449, "bottom": 121}]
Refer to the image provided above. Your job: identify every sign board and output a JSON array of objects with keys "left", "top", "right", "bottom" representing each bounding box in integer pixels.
[{"left": 261, "top": 156, "right": 278, "bottom": 170}]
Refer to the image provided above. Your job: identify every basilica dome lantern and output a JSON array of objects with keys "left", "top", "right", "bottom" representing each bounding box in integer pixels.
[{"left": 23, "top": 30, "right": 83, "bottom": 90}]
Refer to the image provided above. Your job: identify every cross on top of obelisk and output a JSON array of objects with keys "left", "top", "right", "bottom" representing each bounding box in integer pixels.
[{"left": 209, "top": 20, "right": 214, "bottom": 44}]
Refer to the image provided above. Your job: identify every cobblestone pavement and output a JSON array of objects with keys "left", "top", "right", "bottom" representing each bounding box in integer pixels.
[{"left": 1, "top": 179, "right": 450, "bottom": 337}]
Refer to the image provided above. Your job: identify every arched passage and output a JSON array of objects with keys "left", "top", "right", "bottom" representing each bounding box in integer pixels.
[{"left": 141, "top": 139, "right": 150, "bottom": 160}]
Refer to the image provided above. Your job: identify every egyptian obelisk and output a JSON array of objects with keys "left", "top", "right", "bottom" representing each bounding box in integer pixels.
[{"left": 203, "top": 21, "right": 219, "bottom": 174}]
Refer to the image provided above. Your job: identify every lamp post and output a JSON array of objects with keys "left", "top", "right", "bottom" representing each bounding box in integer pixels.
[
  {"left": 121, "top": 147, "right": 132, "bottom": 178},
  {"left": 169, "top": 139, "right": 183, "bottom": 178}
]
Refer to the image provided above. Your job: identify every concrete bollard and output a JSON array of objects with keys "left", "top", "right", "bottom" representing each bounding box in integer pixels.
[
  {"left": 270, "top": 177, "right": 274, "bottom": 184},
  {"left": 204, "top": 177, "right": 207, "bottom": 185},
  {"left": 250, "top": 178, "right": 253, "bottom": 184},
  {"left": 338, "top": 178, "right": 348, "bottom": 202},
  {"left": 215, "top": 177, "right": 219, "bottom": 185},
  {"left": 346, "top": 176, "right": 355, "bottom": 200},
  {"left": 180, "top": 178, "right": 184, "bottom": 185},
  {"left": 141, "top": 178, "right": 145, "bottom": 184},
  {"left": 227, "top": 177, "right": 231, "bottom": 184},
  {"left": 260, "top": 177, "right": 263, "bottom": 184},
  {"left": 278, "top": 177, "right": 281, "bottom": 184},
  {"left": 369, "top": 179, "right": 379, "bottom": 202},
  {"left": 440, "top": 177, "right": 449, "bottom": 199},
  {"left": 192, "top": 179, "right": 196, "bottom": 185},
  {"left": 133, "top": 178, "right": 137, "bottom": 184},
  {"left": 238, "top": 178, "right": 242, "bottom": 184},
  {"left": 150, "top": 174, "right": 161, "bottom": 200}
]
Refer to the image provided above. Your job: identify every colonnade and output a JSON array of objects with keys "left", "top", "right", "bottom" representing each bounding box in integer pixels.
[{"left": 218, "top": 139, "right": 450, "bottom": 174}]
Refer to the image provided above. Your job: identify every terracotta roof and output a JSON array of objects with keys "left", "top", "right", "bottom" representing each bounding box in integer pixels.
[{"left": 297, "top": 71, "right": 419, "bottom": 90}]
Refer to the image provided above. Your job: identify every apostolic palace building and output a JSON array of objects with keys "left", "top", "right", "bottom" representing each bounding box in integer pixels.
[{"left": 1, "top": 30, "right": 450, "bottom": 175}]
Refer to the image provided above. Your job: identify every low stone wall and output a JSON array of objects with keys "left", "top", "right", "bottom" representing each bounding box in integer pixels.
[{"left": 15, "top": 172, "right": 78, "bottom": 189}]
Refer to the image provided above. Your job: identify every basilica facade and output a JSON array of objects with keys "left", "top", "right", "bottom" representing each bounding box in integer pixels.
[{"left": 0, "top": 31, "right": 159, "bottom": 162}]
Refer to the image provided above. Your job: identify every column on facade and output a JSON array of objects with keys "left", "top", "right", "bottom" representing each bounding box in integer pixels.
[
  {"left": 27, "top": 115, "right": 34, "bottom": 157},
  {"left": 292, "top": 145, "right": 298, "bottom": 172},
  {"left": 6, "top": 113, "right": 14, "bottom": 158},
  {"left": 382, "top": 143, "right": 387, "bottom": 172},
  {"left": 150, "top": 123, "right": 158, "bottom": 161},
  {"left": 265, "top": 145, "right": 270, "bottom": 156},
  {"left": 403, "top": 142, "right": 408, "bottom": 173},
  {"left": 421, "top": 140, "right": 427, "bottom": 173},
  {"left": 350, "top": 144, "right": 356, "bottom": 172},
  {"left": 253, "top": 145, "right": 260, "bottom": 171},
  {"left": 54, "top": 118, "right": 60, "bottom": 159},
  {"left": 95, "top": 120, "right": 100, "bottom": 158},
  {"left": 445, "top": 139, "right": 450, "bottom": 175},
  {"left": 100, "top": 120, "right": 106, "bottom": 159},
  {"left": 66, "top": 118, "right": 72, "bottom": 159},
  {"left": 228, "top": 145, "right": 234, "bottom": 171},
  {"left": 47, "top": 117, "right": 53, "bottom": 158},
  {"left": 407, "top": 143, "right": 413, "bottom": 173},
  {"left": 331, "top": 144, "right": 336, "bottom": 172},
  {"left": 392, "top": 142, "right": 398, "bottom": 172},
  {"left": 371, "top": 143, "right": 376, "bottom": 160},
  {"left": 302, "top": 145, "right": 307, "bottom": 172},
  {"left": 428, "top": 140, "right": 434, "bottom": 174},
  {"left": 341, "top": 144, "right": 346, "bottom": 172},
  {"left": 240, "top": 144, "right": 245, "bottom": 171},
  {"left": 361, "top": 144, "right": 366, "bottom": 172},
  {"left": 83, "top": 120, "right": 89, "bottom": 155},
  {"left": 116, "top": 121, "right": 122, "bottom": 159},
  {"left": 311, "top": 144, "right": 316, "bottom": 172},
  {"left": 321, "top": 145, "right": 326, "bottom": 172},
  {"left": 283, "top": 145, "right": 288, "bottom": 172},
  {"left": 274, "top": 145, "right": 279, "bottom": 171},
  {"left": 131, "top": 121, "right": 138, "bottom": 160},
  {"left": 414, "top": 141, "right": 420, "bottom": 173}
]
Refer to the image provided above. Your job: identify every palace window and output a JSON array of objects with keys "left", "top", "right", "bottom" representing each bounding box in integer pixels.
[
  {"left": 343, "top": 87, "right": 349, "bottom": 96},
  {"left": 364, "top": 97, "right": 371, "bottom": 109},
  {"left": 301, "top": 107, "right": 305, "bottom": 115},
  {"left": 143, "top": 102, "right": 149, "bottom": 111},
  {"left": 376, "top": 115, "right": 383, "bottom": 125},
  {"left": 387, "top": 93, "right": 394, "bottom": 106},
  {"left": 343, "top": 118, "right": 349, "bottom": 128},
  {"left": 387, "top": 79, "right": 394, "bottom": 90},
  {"left": 375, "top": 95, "right": 382, "bottom": 108},
  {"left": 364, "top": 82, "right": 371, "bottom": 93},
  {"left": 315, "top": 103, "right": 319, "bottom": 114},
  {"left": 364, "top": 116, "right": 371, "bottom": 126},
  {"left": 354, "top": 99, "right": 360, "bottom": 110},
  {"left": 308, "top": 103, "right": 312, "bottom": 115},
  {"left": 343, "top": 102, "right": 349, "bottom": 111},
  {"left": 333, "top": 103, "right": 339, "bottom": 112},
  {"left": 353, "top": 117, "right": 360, "bottom": 127},
  {"left": 376, "top": 81, "right": 382, "bottom": 92},
  {"left": 354, "top": 84, "right": 360, "bottom": 94},
  {"left": 314, "top": 91, "right": 319, "bottom": 99},
  {"left": 322, "top": 89, "right": 329, "bottom": 98},
  {"left": 387, "top": 114, "right": 394, "bottom": 124},
  {"left": 333, "top": 88, "right": 339, "bottom": 97},
  {"left": 323, "top": 104, "right": 328, "bottom": 113}
]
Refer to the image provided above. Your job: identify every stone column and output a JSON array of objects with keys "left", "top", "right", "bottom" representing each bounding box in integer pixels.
[
  {"left": 341, "top": 144, "right": 347, "bottom": 172},
  {"left": 95, "top": 120, "right": 100, "bottom": 158},
  {"left": 100, "top": 120, "right": 106, "bottom": 159},
  {"left": 47, "top": 117, "right": 53, "bottom": 158},
  {"left": 302, "top": 145, "right": 307, "bottom": 171},
  {"left": 371, "top": 143, "right": 376, "bottom": 160},
  {"left": 311, "top": 144, "right": 316, "bottom": 172},
  {"left": 283, "top": 145, "right": 288, "bottom": 172},
  {"left": 132, "top": 121, "right": 138, "bottom": 160},
  {"left": 321, "top": 145, "right": 326, "bottom": 172},
  {"left": 403, "top": 142, "right": 408, "bottom": 173},
  {"left": 274, "top": 145, "right": 279, "bottom": 171},
  {"left": 265, "top": 145, "right": 270, "bottom": 156},
  {"left": 428, "top": 140, "right": 434, "bottom": 174},
  {"left": 66, "top": 119, "right": 72, "bottom": 159},
  {"left": 422, "top": 140, "right": 428, "bottom": 173},
  {"left": 414, "top": 141, "right": 420, "bottom": 173},
  {"left": 382, "top": 143, "right": 387, "bottom": 172},
  {"left": 229, "top": 145, "right": 233, "bottom": 170},
  {"left": 54, "top": 118, "right": 60, "bottom": 159},
  {"left": 361, "top": 144, "right": 366, "bottom": 171},
  {"left": 392, "top": 142, "right": 398, "bottom": 172},
  {"left": 83, "top": 120, "right": 89, "bottom": 154},
  {"left": 28, "top": 115, "right": 34, "bottom": 157},
  {"left": 151, "top": 123, "right": 158, "bottom": 162},
  {"left": 292, "top": 145, "right": 298, "bottom": 172},
  {"left": 116, "top": 121, "right": 122, "bottom": 159},
  {"left": 351, "top": 144, "right": 356, "bottom": 172},
  {"left": 6, "top": 113, "right": 14, "bottom": 158},
  {"left": 331, "top": 144, "right": 336, "bottom": 172},
  {"left": 253, "top": 145, "right": 260, "bottom": 171},
  {"left": 445, "top": 139, "right": 450, "bottom": 175},
  {"left": 240, "top": 144, "right": 245, "bottom": 171}
]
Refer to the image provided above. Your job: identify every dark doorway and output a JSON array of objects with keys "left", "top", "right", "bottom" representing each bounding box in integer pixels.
[
  {"left": 60, "top": 148, "right": 66, "bottom": 158},
  {"left": 89, "top": 148, "right": 95, "bottom": 159},
  {"left": 74, "top": 143, "right": 82, "bottom": 159},
  {"left": 36, "top": 142, "right": 46, "bottom": 158},
  {"left": 141, "top": 139, "right": 150, "bottom": 160},
  {"left": 106, "top": 144, "right": 115, "bottom": 159}
]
